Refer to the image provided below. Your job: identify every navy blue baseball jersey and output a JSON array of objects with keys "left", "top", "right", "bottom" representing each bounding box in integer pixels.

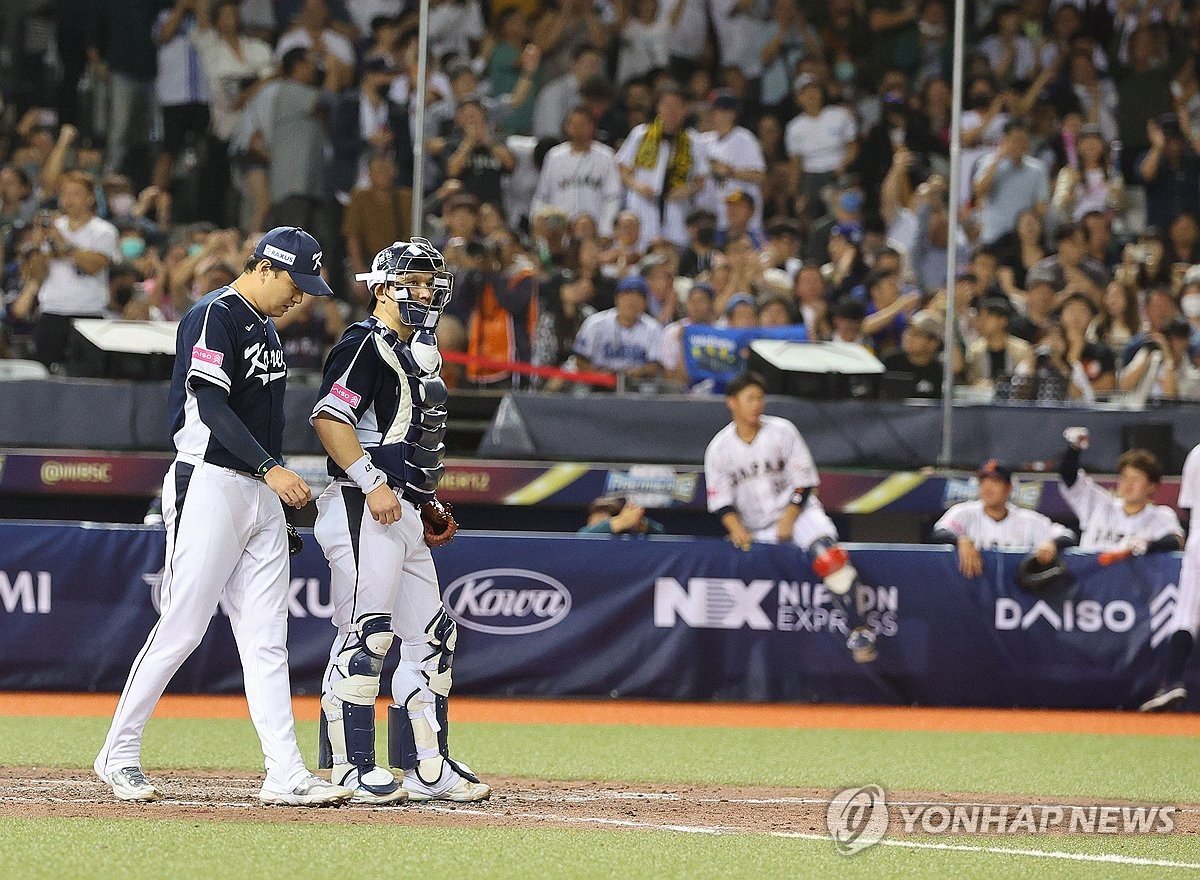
[
  {"left": 311, "top": 317, "right": 447, "bottom": 506},
  {"left": 168, "top": 287, "right": 286, "bottom": 471}
]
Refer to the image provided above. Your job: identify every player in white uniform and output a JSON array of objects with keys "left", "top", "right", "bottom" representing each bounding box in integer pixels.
[
  {"left": 95, "top": 227, "right": 352, "bottom": 806},
  {"left": 1140, "top": 441, "right": 1200, "bottom": 711},
  {"left": 310, "top": 238, "right": 490, "bottom": 804},
  {"left": 932, "top": 460, "right": 1076, "bottom": 577},
  {"left": 1057, "top": 428, "right": 1183, "bottom": 555},
  {"left": 704, "top": 371, "right": 876, "bottom": 662}
]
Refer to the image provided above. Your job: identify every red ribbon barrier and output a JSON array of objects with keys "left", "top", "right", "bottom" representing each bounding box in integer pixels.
[{"left": 440, "top": 350, "right": 618, "bottom": 389}]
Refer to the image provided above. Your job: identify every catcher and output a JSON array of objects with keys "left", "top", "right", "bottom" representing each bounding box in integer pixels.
[{"left": 309, "top": 238, "right": 489, "bottom": 804}]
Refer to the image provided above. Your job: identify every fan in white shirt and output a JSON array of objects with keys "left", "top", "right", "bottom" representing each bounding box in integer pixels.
[
  {"left": 532, "top": 108, "right": 623, "bottom": 236},
  {"left": 933, "top": 460, "right": 1076, "bottom": 578},
  {"left": 698, "top": 90, "right": 766, "bottom": 233},
  {"left": 704, "top": 371, "right": 877, "bottom": 663}
]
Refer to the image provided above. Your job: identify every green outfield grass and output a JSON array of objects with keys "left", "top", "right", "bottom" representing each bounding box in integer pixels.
[{"left": 1, "top": 714, "right": 1197, "bottom": 879}]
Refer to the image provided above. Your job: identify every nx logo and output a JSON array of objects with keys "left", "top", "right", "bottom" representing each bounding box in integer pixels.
[
  {"left": 1150, "top": 584, "right": 1179, "bottom": 648},
  {"left": 654, "top": 578, "right": 773, "bottom": 630},
  {"left": 0, "top": 571, "right": 51, "bottom": 614}
]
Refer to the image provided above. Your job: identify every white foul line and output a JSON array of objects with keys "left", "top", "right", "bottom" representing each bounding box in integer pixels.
[{"left": 3, "top": 791, "right": 1199, "bottom": 871}]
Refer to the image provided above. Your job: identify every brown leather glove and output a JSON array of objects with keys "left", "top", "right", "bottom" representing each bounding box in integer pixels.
[{"left": 421, "top": 498, "right": 458, "bottom": 547}]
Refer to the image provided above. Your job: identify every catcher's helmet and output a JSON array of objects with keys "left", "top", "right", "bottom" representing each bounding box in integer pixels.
[
  {"left": 1014, "top": 553, "right": 1077, "bottom": 599},
  {"left": 355, "top": 238, "right": 453, "bottom": 329}
]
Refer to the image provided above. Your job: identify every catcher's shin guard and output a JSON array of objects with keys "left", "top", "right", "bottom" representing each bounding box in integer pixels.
[
  {"left": 321, "top": 614, "right": 394, "bottom": 770},
  {"left": 388, "top": 610, "right": 465, "bottom": 783}
]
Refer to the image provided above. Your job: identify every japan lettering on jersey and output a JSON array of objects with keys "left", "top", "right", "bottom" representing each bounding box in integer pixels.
[
  {"left": 1060, "top": 470, "right": 1182, "bottom": 551},
  {"left": 934, "top": 501, "right": 1074, "bottom": 550},
  {"left": 704, "top": 415, "right": 818, "bottom": 531},
  {"left": 311, "top": 318, "right": 447, "bottom": 505},
  {"left": 168, "top": 287, "right": 286, "bottom": 470}
]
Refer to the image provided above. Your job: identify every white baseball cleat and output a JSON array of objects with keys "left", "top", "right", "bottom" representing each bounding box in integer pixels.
[
  {"left": 259, "top": 773, "right": 354, "bottom": 806},
  {"left": 333, "top": 764, "right": 409, "bottom": 805},
  {"left": 403, "top": 763, "right": 491, "bottom": 803},
  {"left": 96, "top": 765, "right": 161, "bottom": 802}
]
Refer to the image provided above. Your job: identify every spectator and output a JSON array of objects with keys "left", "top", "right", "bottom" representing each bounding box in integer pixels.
[
  {"left": 640, "top": 253, "right": 679, "bottom": 324},
  {"left": 617, "top": 83, "right": 709, "bottom": 248},
  {"left": 709, "top": 0, "right": 766, "bottom": 86},
  {"left": 444, "top": 101, "right": 517, "bottom": 210},
  {"left": 342, "top": 154, "right": 412, "bottom": 298},
  {"left": 762, "top": 218, "right": 803, "bottom": 282},
  {"left": 533, "top": 45, "right": 605, "bottom": 141},
  {"left": 881, "top": 309, "right": 945, "bottom": 398},
  {"left": 532, "top": 0, "right": 609, "bottom": 81},
  {"left": 427, "top": 0, "right": 486, "bottom": 67},
  {"left": 1051, "top": 124, "right": 1123, "bottom": 223},
  {"left": 88, "top": 0, "right": 162, "bottom": 179},
  {"left": 1123, "top": 286, "right": 1181, "bottom": 367},
  {"left": 572, "top": 275, "right": 664, "bottom": 381},
  {"left": 963, "top": 297, "right": 1033, "bottom": 390},
  {"left": 266, "top": 49, "right": 330, "bottom": 230},
  {"left": 862, "top": 269, "right": 920, "bottom": 357},
  {"left": 1027, "top": 222, "right": 1109, "bottom": 302},
  {"left": 678, "top": 209, "right": 719, "bottom": 277},
  {"left": 532, "top": 107, "right": 622, "bottom": 237},
  {"left": 718, "top": 191, "right": 763, "bottom": 249},
  {"left": 1138, "top": 114, "right": 1200, "bottom": 233},
  {"left": 1119, "top": 316, "right": 1200, "bottom": 401},
  {"left": 274, "top": 287, "right": 347, "bottom": 372},
  {"left": 190, "top": 0, "right": 275, "bottom": 226},
  {"left": 9, "top": 171, "right": 119, "bottom": 370},
  {"left": 791, "top": 263, "right": 829, "bottom": 338},
  {"left": 828, "top": 295, "right": 867, "bottom": 346},
  {"left": 723, "top": 292, "right": 759, "bottom": 329},
  {"left": 273, "top": 0, "right": 355, "bottom": 93},
  {"left": 1059, "top": 291, "right": 1116, "bottom": 395},
  {"left": 486, "top": 10, "right": 539, "bottom": 136},
  {"left": 533, "top": 271, "right": 596, "bottom": 384},
  {"left": 152, "top": 0, "right": 212, "bottom": 202},
  {"left": 578, "top": 495, "right": 664, "bottom": 535},
  {"left": 825, "top": 222, "right": 869, "bottom": 301},
  {"left": 972, "top": 119, "right": 1050, "bottom": 246},
  {"left": 457, "top": 232, "right": 539, "bottom": 387},
  {"left": 1010, "top": 272, "right": 1055, "bottom": 345},
  {"left": 785, "top": 74, "right": 858, "bottom": 217},
  {"left": 1114, "top": 24, "right": 1188, "bottom": 176},
  {"left": 759, "top": 0, "right": 822, "bottom": 111},
  {"left": 326, "top": 57, "right": 412, "bottom": 204},
  {"left": 1093, "top": 280, "right": 1140, "bottom": 352},
  {"left": 699, "top": 90, "right": 767, "bottom": 236},
  {"left": 1014, "top": 320, "right": 1093, "bottom": 402},
  {"left": 978, "top": 4, "right": 1036, "bottom": 85},
  {"left": 615, "top": 0, "right": 670, "bottom": 87}
]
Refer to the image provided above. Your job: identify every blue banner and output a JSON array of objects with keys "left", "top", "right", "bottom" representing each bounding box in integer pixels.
[
  {"left": 682, "top": 324, "right": 808, "bottom": 390},
  {"left": 0, "top": 523, "right": 1192, "bottom": 708}
]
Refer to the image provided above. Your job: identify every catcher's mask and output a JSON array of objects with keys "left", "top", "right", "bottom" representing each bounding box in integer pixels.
[
  {"left": 356, "top": 237, "right": 453, "bottom": 329},
  {"left": 1014, "top": 553, "right": 1077, "bottom": 600}
]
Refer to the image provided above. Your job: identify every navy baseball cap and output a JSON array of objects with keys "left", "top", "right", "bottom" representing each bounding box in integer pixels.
[
  {"left": 977, "top": 459, "right": 1013, "bottom": 483},
  {"left": 252, "top": 226, "right": 335, "bottom": 297},
  {"left": 616, "top": 275, "right": 649, "bottom": 297}
]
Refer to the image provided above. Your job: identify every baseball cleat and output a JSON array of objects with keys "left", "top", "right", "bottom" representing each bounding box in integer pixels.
[
  {"left": 333, "top": 764, "right": 409, "bottom": 805},
  {"left": 97, "top": 765, "right": 161, "bottom": 802},
  {"left": 847, "top": 627, "right": 878, "bottom": 664},
  {"left": 1138, "top": 683, "right": 1187, "bottom": 713},
  {"left": 259, "top": 773, "right": 354, "bottom": 806},
  {"left": 403, "top": 764, "right": 491, "bottom": 803}
]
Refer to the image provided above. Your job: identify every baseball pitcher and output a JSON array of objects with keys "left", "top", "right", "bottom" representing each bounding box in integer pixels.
[{"left": 95, "top": 227, "right": 352, "bottom": 807}]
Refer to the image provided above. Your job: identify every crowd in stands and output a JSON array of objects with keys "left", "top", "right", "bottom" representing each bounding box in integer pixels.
[{"left": 2, "top": 0, "right": 1200, "bottom": 402}]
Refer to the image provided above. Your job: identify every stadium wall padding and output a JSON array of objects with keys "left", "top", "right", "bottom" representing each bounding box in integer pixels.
[{"left": 0, "top": 522, "right": 1193, "bottom": 708}]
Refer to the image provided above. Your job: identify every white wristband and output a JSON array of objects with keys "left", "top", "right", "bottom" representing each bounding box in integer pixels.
[{"left": 345, "top": 453, "right": 386, "bottom": 495}]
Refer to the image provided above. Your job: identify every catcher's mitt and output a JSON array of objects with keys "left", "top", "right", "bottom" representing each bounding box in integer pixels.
[
  {"left": 1015, "top": 552, "right": 1076, "bottom": 598},
  {"left": 286, "top": 522, "right": 304, "bottom": 557},
  {"left": 421, "top": 498, "right": 458, "bottom": 547}
]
